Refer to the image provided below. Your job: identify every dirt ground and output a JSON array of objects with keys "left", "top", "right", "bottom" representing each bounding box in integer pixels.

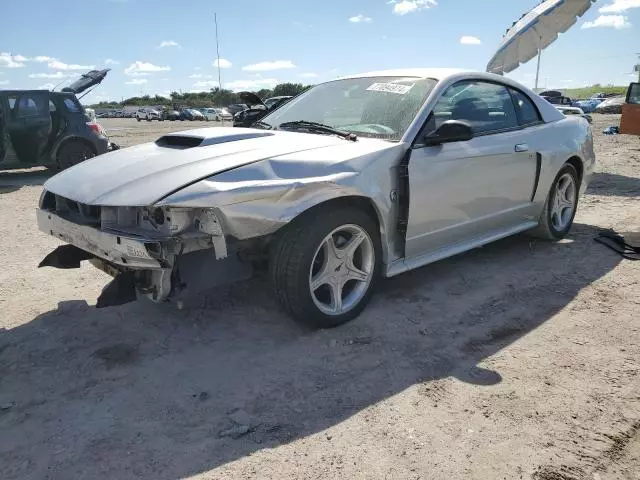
[{"left": 0, "top": 115, "right": 638, "bottom": 480}]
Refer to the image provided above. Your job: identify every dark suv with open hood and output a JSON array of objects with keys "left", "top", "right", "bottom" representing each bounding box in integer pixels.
[
  {"left": 0, "top": 69, "right": 117, "bottom": 171},
  {"left": 233, "top": 92, "right": 292, "bottom": 127}
]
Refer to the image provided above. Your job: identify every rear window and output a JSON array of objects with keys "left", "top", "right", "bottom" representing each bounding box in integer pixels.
[{"left": 63, "top": 97, "right": 81, "bottom": 113}]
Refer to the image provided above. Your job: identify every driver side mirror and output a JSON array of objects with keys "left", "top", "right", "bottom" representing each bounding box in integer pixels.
[{"left": 423, "top": 120, "right": 473, "bottom": 146}]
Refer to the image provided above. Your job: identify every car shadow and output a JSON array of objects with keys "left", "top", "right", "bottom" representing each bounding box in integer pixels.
[
  {"left": 0, "top": 168, "right": 52, "bottom": 193},
  {"left": 587, "top": 172, "right": 640, "bottom": 197},
  {"left": 0, "top": 223, "right": 621, "bottom": 479}
]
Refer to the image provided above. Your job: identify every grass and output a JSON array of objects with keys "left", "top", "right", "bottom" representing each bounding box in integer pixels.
[{"left": 560, "top": 85, "right": 628, "bottom": 99}]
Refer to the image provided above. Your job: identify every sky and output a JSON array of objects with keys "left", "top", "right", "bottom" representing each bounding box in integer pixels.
[{"left": 1, "top": 0, "right": 639, "bottom": 104}]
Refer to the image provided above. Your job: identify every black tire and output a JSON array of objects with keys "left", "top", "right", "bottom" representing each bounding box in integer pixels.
[
  {"left": 270, "top": 206, "right": 381, "bottom": 329},
  {"left": 529, "top": 163, "right": 580, "bottom": 240},
  {"left": 136, "top": 117, "right": 141, "bottom": 122},
  {"left": 57, "top": 141, "right": 96, "bottom": 170}
]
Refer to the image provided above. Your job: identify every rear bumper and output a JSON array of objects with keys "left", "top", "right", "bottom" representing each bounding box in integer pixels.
[
  {"left": 37, "top": 209, "right": 164, "bottom": 270},
  {"left": 94, "top": 135, "right": 110, "bottom": 155}
]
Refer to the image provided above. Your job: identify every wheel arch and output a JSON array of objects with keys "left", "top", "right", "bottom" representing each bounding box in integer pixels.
[
  {"left": 284, "top": 195, "right": 391, "bottom": 264},
  {"left": 565, "top": 155, "right": 584, "bottom": 184},
  {"left": 53, "top": 135, "right": 97, "bottom": 161}
]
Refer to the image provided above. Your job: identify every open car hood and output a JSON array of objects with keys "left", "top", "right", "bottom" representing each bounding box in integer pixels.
[
  {"left": 237, "top": 91, "right": 265, "bottom": 108},
  {"left": 61, "top": 69, "right": 110, "bottom": 94}
]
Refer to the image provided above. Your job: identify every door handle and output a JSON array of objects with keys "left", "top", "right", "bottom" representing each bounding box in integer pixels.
[{"left": 515, "top": 143, "right": 529, "bottom": 152}]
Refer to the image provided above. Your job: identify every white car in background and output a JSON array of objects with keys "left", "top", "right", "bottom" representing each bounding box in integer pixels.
[
  {"left": 202, "top": 108, "right": 233, "bottom": 121},
  {"left": 136, "top": 108, "right": 162, "bottom": 122}
]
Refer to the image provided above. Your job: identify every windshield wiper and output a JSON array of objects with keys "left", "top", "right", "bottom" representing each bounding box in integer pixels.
[
  {"left": 278, "top": 121, "right": 357, "bottom": 141},
  {"left": 252, "top": 120, "right": 273, "bottom": 130}
]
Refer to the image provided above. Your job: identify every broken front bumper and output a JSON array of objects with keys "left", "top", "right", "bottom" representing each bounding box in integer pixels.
[
  {"left": 37, "top": 209, "right": 165, "bottom": 269},
  {"left": 36, "top": 208, "right": 251, "bottom": 308}
]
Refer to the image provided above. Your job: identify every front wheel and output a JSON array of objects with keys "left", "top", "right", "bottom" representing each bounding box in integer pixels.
[
  {"left": 270, "top": 207, "right": 381, "bottom": 329},
  {"left": 529, "top": 163, "right": 580, "bottom": 240}
]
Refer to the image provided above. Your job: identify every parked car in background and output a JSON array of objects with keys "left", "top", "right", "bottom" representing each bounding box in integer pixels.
[
  {"left": 541, "top": 95, "right": 574, "bottom": 106},
  {"left": 0, "top": 68, "right": 117, "bottom": 171},
  {"left": 136, "top": 108, "right": 162, "bottom": 121},
  {"left": 202, "top": 107, "right": 233, "bottom": 121},
  {"left": 180, "top": 109, "right": 205, "bottom": 121},
  {"left": 594, "top": 96, "right": 625, "bottom": 114},
  {"left": 37, "top": 68, "right": 594, "bottom": 328},
  {"left": 162, "top": 109, "right": 181, "bottom": 121},
  {"left": 555, "top": 105, "right": 592, "bottom": 124},
  {"left": 233, "top": 93, "right": 292, "bottom": 127},
  {"left": 226, "top": 103, "right": 248, "bottom": 115},
  {"left": 573, "top": 98, "right": 603, "bottom": 113}
]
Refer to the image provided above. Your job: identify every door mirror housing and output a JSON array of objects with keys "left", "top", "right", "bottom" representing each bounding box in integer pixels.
[{"left": 423, "top": 120, "right": 473, "bottom": 146}]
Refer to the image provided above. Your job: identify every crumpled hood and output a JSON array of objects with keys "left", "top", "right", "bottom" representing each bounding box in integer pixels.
[{"left": 43, "top": 128, "right": 357, "bottom": 206}]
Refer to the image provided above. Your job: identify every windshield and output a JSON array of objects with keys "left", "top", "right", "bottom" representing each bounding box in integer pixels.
[{"left": 261, "top": 76, "right": 437, "bottom": 141}]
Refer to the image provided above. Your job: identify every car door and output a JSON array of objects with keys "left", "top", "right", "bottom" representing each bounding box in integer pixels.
[
  {"left": 405, "top": 80, "right": 539, "bottom": 260},
  {"left": 8, "top": 92, "right": 52, "bottom": 164}
]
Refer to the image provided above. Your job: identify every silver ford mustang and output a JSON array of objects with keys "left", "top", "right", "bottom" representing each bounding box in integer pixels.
[{"left": 37, "top": 68, "right": 595, "bottom": 328}]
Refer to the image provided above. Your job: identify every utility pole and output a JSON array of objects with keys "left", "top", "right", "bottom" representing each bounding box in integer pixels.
[
  {"left": 635, "top": 53, "right": 640, "bottom": 82},
  {"left": 215, "top": 12, "right": 224, "bottom": 124}
]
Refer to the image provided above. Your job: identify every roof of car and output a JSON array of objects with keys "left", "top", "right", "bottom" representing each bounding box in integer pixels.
[{"left": 338, "top": 68, "right": 472, "bottom": 81}]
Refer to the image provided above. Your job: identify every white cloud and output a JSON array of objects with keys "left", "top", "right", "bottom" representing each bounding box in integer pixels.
[
  {"left": 599, "top": 0, "right": 640, "bottom": 13},
  {"left": 194, "top": 67, "right": 202, "bottom": 71},
  {"left": 159, "top": 40, "right": 180, "bottom": 48},
  {"left": 124, "top": 61, "right": 171, "bottom": 75},
  {"left": 213, "top": 58, "right": 232, "bottom": 68},
  {"left": 581, "top": 14, "right": 631, "bottom": 29},
  {"left": 105, "top": 58, "right": 120, "bottom": 65},
  {"left": 125, "top": 78, "right": 148, "bottom": 85},
  {"left": 0, "top": 52, "right": 27, "bottom": 68},
  {"left": 389, "top": 0, "right": 437, "bottom": 15},
  {"left": 349, "top": 14, "right": 372, "bottom": 23},
  {"left": 33, "top": 56, "right": 94, "bottom": 70},
  {"left": 37, "top": 83, "right": 56, "bottom": 90},
  {"left": 460, "top": 35, "right": 482, "bottom": 45},
  {"left": 0, "top": 79, "right": 9, "bottom": 85},
  {"left": 242, "top": 60, "right": 296, "bottom": 72},
  {"left": 226, "top": 78, "right": 279, "bottom": 91},
  {"left": 28, "top": 71, "right": 72, "bottom": 79},
  {"left": 298, "top": 72, "right": 318, "bottom": 78}
]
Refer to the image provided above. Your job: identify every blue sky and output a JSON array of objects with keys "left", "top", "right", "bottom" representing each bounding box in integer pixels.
[{"left": 1, "top": 0, "right": 639, "bottom": 103}]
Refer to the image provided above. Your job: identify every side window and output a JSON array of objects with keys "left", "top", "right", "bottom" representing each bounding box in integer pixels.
[
  {"left": 16, "top": 95, "right": 47, "bottom": 118},
  {"left": 426, "top": 81, "right": 519, "bottom": 136},
  {"left": 627, "top": 83, "right": 640, "bottom": 104},
  {"left": 49, "top": 100, "right": 57, "bottom": 112},
  {"left": 63, "top": 98, "right": 80, "bottom": 113},
  {"left": 510, "top": 89, "right": 541, "bottom": 125}
]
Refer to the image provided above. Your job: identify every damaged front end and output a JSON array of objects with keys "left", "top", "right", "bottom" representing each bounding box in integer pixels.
[{"left": 37, "top": 191, "right": 252, "bottom": 308}]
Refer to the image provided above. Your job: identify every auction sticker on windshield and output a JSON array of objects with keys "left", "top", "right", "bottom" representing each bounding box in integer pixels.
[{"left": 367, "top": 83, "right": 414, "bottom": 95}]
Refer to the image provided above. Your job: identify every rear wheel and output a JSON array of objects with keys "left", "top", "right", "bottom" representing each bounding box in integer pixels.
[
  {"left": 270, "top": 207, "right": 381, "bottom": 329},
  {"left": 529, "top": 163, "right": 579, "bottom": 240},
  {"left": 57, "top": 141, "right": 95, "bottom": 170},
  {"left": 137, "top": 117, "right": 141, "bottom": 122}
]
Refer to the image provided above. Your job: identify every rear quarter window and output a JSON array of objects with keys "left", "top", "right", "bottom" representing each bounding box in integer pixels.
[{"left": 63, "top": 97, "right": 82, "bottom": 113}]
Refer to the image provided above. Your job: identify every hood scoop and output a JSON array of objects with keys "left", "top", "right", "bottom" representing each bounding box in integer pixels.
[{"left": 156, "top": 131, "right": 274, "bottom": 149}]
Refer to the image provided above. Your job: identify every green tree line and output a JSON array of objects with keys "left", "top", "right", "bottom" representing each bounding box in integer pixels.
[{"left": 89, "top": 83, "right": 312, "bottom": 109}]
